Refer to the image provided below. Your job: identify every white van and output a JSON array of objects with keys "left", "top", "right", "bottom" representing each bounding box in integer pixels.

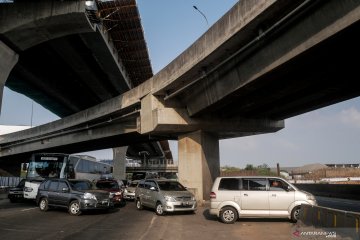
[{"left": 209, "top": 176, "right": 317, "bottom": 224}]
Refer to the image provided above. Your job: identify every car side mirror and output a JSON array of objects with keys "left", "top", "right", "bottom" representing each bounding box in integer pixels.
[
  {"left": 62, "top": 187, "right": 69, "bottom": 193},
  {"left": 150, "top": 186, "right": 157, "bottom": 191}
]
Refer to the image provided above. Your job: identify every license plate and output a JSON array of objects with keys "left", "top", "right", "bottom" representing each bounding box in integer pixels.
[{"left": 182, "top": 202, "right": 190, "bottom": 206}]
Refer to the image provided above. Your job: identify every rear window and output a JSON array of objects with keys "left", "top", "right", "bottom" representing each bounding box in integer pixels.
[
  {"left": 218, "top": 178, "right": 241, "bottom": 190},
  {"left": 69, "top": 180, "right": 93, "bottom": 191},
  {"left": 96, "top": 181, "right": 119, "bottom": 190},
  {"left": 157, "top": 181, "right": 186, "bottom": 191}
]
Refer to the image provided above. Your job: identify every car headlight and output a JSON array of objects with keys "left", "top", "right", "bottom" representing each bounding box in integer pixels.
[
  {"left": 306, "top": 194, "right": 315, "bottom": 201},
  {"left": 24, "top": 187, "right": 33, "bottom": 192},
  {"left": 83, "top": 193, "right": 97, "bottom": 200},
  {"left": 114, "top": 192, "right": 122, "bottom": 196},
  {"left": 191, "top": 196, "right": 195, "bottom": 201},
  {"left": 164, "top": 196, "right": 176, "bottom": 202}
]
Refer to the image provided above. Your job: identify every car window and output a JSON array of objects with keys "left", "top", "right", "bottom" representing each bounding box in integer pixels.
[
  {"left": 129, "top": 181, "right": 138, "bottom": 188},
  {"left": 49, "top": 181, "right": 58, "bottom": 191},
  {"left": 157, "top": 181, "right": 186, "bottom": 191},
  {"left": 243, "top": 178, "right": 267, "bottom": 191},
  {"left": 57, "top": 181, "right": 68, "bottom": 191},
  {"left": 144, "top": 181, "right": 152, "bottom": 190},
  {"left": 269, "top": 179, "right": 288, "bottom": 191},
  {"left": 138, "top": 180, "right": 145, "bottom": 188},
  {"left": 218, "top": 178, "right": 241, "bottom": 190},
  {"left": 18, "top": 179, "right": 26, "bottom": 188}
]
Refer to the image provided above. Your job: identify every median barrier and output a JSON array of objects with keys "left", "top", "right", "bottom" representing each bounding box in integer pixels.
[{"left": 299, "top": 204, "right": 360, "bottom": 239}]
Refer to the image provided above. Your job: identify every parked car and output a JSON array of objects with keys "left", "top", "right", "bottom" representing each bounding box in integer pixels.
[
  {"left": 209, "top": 176, "right": 317, "bottom": 224},
  {"left": 36, "top": 179, "right": 113, "bottom": 216},
  {"left": 123, "top": 180, "right": 139, "bottom": 200},
  {"left": 95, "top": 178, "right": 126, "bottom": 207},
  {"left": 135, "top": 179, "right": 197, "bottom": 215},
  {"left": 8, "top": 179, "right": 25, "bottom": 203}
]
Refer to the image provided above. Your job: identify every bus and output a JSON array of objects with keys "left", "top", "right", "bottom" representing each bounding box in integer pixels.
[{"left": 23, "top": 153, "right": 112, "bottom": 200}]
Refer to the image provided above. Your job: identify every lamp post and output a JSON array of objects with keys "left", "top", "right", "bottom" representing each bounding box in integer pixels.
[{"left": 139, "top": 151, "right": 150, "bottom": 168}]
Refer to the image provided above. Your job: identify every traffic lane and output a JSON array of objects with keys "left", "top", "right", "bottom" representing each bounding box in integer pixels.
[
  {"left": 0, "top": 200, "right": 296, "bottom": 240},
  {"left": 316, "top": 196, "right": 360, "bottom": 213}
]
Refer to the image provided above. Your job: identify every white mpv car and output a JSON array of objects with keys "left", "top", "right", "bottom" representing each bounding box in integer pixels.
[{"left": 209, "top": 176, "right": 317, "bottom": 224}]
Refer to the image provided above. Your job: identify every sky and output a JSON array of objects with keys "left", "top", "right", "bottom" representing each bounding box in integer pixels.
[{"left": 1, "top": 1, "right": 360, "bottom": 168}]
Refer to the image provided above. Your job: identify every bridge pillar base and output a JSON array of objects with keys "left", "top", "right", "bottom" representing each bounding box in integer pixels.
[
  {"left": 178, "top": 131, "right": 219, "bottom": 204},
  {"left": 0, "top": 41, "right": 18, "bottom": 113},
  {"left": 113, "top": 147, "right": 127, "bottom": 180}
]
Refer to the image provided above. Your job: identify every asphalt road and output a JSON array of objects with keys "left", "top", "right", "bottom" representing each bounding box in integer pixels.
[{"left": 0, "top": 199, "right": 297, "bottom": 240}]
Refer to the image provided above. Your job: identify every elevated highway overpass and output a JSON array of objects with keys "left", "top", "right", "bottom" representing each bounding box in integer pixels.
[
  {"left": 0, "top": 0, "right": 172, "bottom": 169},
  {"left": 1, "top": 0, "right": 360, "bottom": 202}
]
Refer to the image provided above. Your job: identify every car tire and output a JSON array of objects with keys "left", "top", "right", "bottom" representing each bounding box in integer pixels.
[
  {"left": 155, "top": 202, "right": 165, "bottom": 216},
  {"left": 291, "top": 206, "right": 301, "bottom": 223},
  {"left": 69, "top": 200, "right": 82, "bottom": 216},
  {"left": 220, "top": 206, "right": 238, "bottom": 224},
  {"left": 136, "top": 199, "right": 143, "bottom": 210},
  {"left": 39, "top": 198, "right": 49, "bottom": 212}
]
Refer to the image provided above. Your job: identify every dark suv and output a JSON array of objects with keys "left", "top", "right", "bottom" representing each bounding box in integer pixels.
[{"left": 36, "top": 179, "right": 113, "bottom": 216}]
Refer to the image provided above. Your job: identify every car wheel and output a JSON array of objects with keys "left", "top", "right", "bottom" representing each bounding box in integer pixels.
[
  {"left": 291, "top": 206, "right": 301, "bottom": 222},
  {"left": 69, "top": 200, "right": 82, "bottom": 216},
  {"left": 220, "top": 206, "right": 238, "bottom": 224},
  {"left": 39, "top": 198, "right": 49, "bottom": 212},
  {"left": 155, "top": 202, "right": 165, "bottom": 216},
  {"left": 136, "top": 199, "right": 143, "bottom": 210}
]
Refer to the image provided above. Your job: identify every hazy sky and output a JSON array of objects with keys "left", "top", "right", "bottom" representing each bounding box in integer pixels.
[{"left": 1, "top": 1, "right": 360, "bottom": 168}]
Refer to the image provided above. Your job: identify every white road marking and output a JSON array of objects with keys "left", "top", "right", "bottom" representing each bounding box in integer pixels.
[{"left": 139, "top": 216, "right": 157, "bottom": 240}]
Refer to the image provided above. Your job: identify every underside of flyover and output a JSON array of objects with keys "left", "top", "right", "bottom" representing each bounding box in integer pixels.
[
  {"left": 174, "top": 1, "right": 360, "bottom": 122},
  {"left": 197, "top": 20, "right": 360, "bottom": 120},
  {"left": 0, "top": 0, "right": 171, "bottom": 165}
]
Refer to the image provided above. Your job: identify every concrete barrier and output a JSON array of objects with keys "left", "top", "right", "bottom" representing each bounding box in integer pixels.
[
  {"left": 295, "top": 184, "right": 360, "bottom": 200},
  {"left": 299, "top": 204, "right": 360, "bottom": 239}
]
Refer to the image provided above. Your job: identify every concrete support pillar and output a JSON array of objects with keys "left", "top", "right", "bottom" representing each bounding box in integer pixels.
[
  {"left": 0, "top": 41, "right": 18, "bottom": 113},
  {"left": 112, "top": 146, "right": 127, "bottom": 180},
  {"left": 178, "top": 131, "right": 220, "bottom": 204}
]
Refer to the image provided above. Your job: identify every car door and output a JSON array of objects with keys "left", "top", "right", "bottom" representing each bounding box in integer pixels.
[
  {"left": 141, "top": 181, "right": 152, "bottom": 207},
  {"left": 47, "top": 180, "right": 59, "bottom": 205},
  {"left": 56, "top": 181, "right": 70, "bottom": 207},
  {"left": 147, "top": 180, "right": 158, "bottom": 208},
  {"left": 240, "top": 178, "right": 269, "bottom": 216},
  {"left": 268, "top": 178, "right": 295, "bottom": 216}
]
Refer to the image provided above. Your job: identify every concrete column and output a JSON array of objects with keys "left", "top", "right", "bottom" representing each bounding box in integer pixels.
[
  {"left": 112, "top": 146, "right": 127, "bottom": 180},
  {"left": 0, "top": 41, "right": 18, "bottom": 113},
  {"left": 178, "top": 131, "right": 220, "bottom": 204}
]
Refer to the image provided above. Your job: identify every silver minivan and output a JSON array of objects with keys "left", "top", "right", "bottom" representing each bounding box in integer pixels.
[
  {"left": 135, "top": 179, "right": 197, "bottom": 215},
  {"left": 209, "top": 176, "right": 317, "bottom": 224}
]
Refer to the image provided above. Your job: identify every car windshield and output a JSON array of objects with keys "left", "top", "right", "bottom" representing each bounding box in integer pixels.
[
  {"left": 157, "top": 181, "right": 186, "bottom": 191},
  {"left": 96, "top": 181, "right": 119, "bottom": 190},
  {"left": 69, "top": 180, "right": 94, "bottom": 191}
]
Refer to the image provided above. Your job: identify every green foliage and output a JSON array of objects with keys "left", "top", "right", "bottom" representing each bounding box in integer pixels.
[{"left": 244, "top": 164, "right": 254, "bottom": 170}]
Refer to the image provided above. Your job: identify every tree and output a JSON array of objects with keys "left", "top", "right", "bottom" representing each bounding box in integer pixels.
[{"left": 245, "top": 164, "right": 254, "bottom": 170}]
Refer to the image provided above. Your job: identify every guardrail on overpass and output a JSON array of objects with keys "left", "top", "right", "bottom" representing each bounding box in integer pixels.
[{"left": 298, "top": 204, "right": 360, "bottom": 239}]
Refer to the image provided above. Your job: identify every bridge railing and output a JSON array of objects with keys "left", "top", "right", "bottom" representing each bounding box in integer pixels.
[{"left": 298, "top": 204, "right": 360, "bottom": 239}]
